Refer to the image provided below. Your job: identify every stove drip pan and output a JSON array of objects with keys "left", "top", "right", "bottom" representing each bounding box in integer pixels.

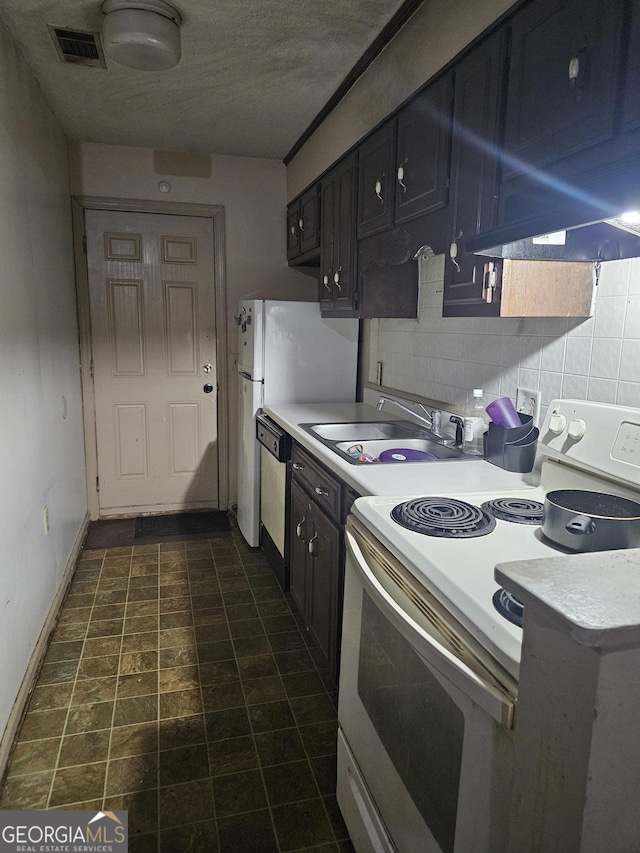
[
  {"left": 391, "top": 497, "right": 497, "bottom": 538},
  {"left": 482, "top": 497, "right": 545, "bottom": 525},
  {"left": 493, "top": 588, "right": 524, "bottom": 627}
]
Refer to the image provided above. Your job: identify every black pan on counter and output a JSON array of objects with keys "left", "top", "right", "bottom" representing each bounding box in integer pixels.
[{"left": 542, "top": 489, "right": 640, "bottom": 552}]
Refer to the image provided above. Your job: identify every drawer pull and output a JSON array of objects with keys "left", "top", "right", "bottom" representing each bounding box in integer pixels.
[
  {"left": 292, "top": 462, "right": 305, "bottom": 471},
  {"left": 296, "top": 516, "right": 306, "bottom": 539},
  {"left": 314, "top": 486, "right": 329, "bottom": 497},
  {"left": 308, "top": 532, "right": 318, "bottom": 555}
]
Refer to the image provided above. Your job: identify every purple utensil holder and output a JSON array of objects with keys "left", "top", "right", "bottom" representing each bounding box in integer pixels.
[{"left": 486, "top": 396, "right": 521, "bottom": 429}]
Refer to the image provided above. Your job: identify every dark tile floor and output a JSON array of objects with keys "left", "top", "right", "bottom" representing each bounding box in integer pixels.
[{"left": 0, "top": 519, "right": 354, "bottom": 853}]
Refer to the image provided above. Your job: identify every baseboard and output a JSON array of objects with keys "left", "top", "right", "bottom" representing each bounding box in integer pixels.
[{"left": 0, "top": 512, "right": 90, "bottom": 781}]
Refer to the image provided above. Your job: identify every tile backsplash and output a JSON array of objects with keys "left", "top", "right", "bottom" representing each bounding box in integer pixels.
[{"left": 366, "top": 254, "right": 640, "bottom": 422}]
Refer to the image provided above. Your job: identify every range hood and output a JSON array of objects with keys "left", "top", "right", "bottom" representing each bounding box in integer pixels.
[{"left": 467, "top": 212, "right": 640, "bottom": 262}]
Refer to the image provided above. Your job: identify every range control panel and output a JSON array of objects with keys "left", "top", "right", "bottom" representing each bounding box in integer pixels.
[
  {"left": 539, "top": 399, "right": 640, "bottom": 487},
  {"left": 612, "top": 422, "right": 640, "bottom": 465}
]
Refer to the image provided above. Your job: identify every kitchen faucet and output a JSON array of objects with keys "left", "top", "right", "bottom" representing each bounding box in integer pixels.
[{"left": 376, "top": 395, "right": 448, "bottom": 440}]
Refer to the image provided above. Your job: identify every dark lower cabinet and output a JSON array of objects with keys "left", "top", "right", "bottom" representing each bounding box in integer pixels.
[
  {"left": 305, "top": 500, "right": 341, "bottom": 674},
  {"left": 289, "top": 479, "right": 310, "bottom": 620},
  {"left": 288, "top": 444, "right": 349, "bottom": 685}
]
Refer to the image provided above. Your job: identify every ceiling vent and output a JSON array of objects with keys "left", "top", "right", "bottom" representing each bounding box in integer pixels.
[{"left": 47, "top": 25, "right": 106, "bottom": 68}]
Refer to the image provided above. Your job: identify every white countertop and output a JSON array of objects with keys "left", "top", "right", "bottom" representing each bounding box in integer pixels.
[
  {"left": 496, "top": 549, "right": 640, "bottom": 647},
  {"left": 264, "top": 402, "right": 539, "bottom": 497}
]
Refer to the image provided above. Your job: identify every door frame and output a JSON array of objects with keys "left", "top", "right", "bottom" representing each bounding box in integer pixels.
[{"left": 72, "top": 196, "right": 229, "bottom": 520}]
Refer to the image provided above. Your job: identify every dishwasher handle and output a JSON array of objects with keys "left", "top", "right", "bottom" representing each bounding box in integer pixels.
[{"left": 256, "top": 411, "right": 291, "bottom": 461}]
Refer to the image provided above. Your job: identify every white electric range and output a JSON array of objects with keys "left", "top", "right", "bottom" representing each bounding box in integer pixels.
[
  {"left": 337, "top": 399, "right": 640, "bottom": 853},
  {"left": 350, "top": 398, "right": 640, "bottom": 683}
]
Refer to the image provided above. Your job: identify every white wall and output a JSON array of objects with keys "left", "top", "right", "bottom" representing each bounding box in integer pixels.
[
  {"left": 69, "top": 142, "right": 316, "bottom": 504},
  {"left": 0, "top": 20, "right": 87, "bottom": 740},
  {"left": 366, "top": 255, "right": 640, "bottom": 423}
]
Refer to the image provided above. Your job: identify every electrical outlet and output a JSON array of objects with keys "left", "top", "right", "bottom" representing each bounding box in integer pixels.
[
  {"left": 516, "top": 387, "right": 541, "bottom": 427},
  {"left": 43, "top": 505, "right": 50, "bottom": 534}
]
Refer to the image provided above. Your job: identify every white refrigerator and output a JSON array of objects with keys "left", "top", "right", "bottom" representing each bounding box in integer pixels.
[{"left": 236, "top": 299, "right": 358, "bottom": 547}]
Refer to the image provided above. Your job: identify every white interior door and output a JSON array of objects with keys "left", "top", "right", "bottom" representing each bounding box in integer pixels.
[{"left": 85, "top": 209, "right": 219, "bottom": 516}]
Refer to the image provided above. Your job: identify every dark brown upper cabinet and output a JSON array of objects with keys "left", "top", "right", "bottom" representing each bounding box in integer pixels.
[
  {"left": 356, "top": 73, "right": 454, "bottom": 242},
  {"left": 287, "top": 183, "right": 320, "bottom": 263},
  {"left": 319, "top": 153, "right": 358, "bottom": 316},
  {"left": 621, "top": 0, "right": 640, "bottom": 135},
  {"left": 502, "top": 0, "right": 625, "bottom": 179},
  {"left": 443, "top": 27, "right": 509, "bottom": 317},
  {"left": 356, "top": 120, "right": 395, "bottom": 238}
]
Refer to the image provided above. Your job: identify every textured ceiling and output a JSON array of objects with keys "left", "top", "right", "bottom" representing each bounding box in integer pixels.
[{"left": 0, "top": 0, "right": 411, "bottom": 159}]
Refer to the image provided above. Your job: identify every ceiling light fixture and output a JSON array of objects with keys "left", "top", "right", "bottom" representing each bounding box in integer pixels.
[{"left": 101, "top": 0, "right": 182, "bottom": 71}]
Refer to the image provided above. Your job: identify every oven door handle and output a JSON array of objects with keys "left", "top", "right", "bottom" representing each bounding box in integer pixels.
[{"left": 346, "top": 527, "right": 515, "bottom": 728}]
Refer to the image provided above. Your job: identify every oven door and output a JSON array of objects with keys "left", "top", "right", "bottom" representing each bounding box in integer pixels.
[{"left": 337, "top": 518, "right": 515, "bottom": 853}]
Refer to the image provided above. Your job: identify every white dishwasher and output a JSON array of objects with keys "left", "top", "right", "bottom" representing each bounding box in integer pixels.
[{"left": 256, "top": 411, "right": 291, "bottom": 590}]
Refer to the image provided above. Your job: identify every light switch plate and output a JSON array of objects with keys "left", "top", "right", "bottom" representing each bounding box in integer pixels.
[{"left": 516, "top": 387, "right": 541, "bottom": 428}]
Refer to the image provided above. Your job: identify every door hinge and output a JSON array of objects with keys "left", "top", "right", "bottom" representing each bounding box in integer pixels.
[
  {"left": 90, "top": 358, "right": 94, "bottom": 379},
  {"left": 82, "top": 234, "right": 87, "bottom": 254},
  {"left": 95, "top": 476, "right": 100, "bottom": 493}
]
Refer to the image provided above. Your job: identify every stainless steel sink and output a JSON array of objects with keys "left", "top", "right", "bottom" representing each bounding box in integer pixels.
[
  {"left": 303, "top": 420, "right": 426, "bottom": 441},
  {"left": 301, "top": 421, "right": 466, "bottom": 463},
  {"left": 336, "top": 438, "right": 463, "bottom": 463}
]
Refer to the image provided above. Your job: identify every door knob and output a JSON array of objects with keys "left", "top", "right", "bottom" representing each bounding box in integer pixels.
[{"left": 203, "top": 384, "right": 214, "bottom": 393}]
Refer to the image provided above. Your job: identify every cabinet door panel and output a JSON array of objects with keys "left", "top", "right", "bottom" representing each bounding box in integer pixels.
[
  {"left": 334, "top": 155, "right": 358, "bottom": 313},
  {"left": 319, "top": 178, "right": 336, "bottom": 310},
  {"left": 299, "top": 185, "right": 320, "bottom": 256},
  {"left": 357, "top": 121, "right": 396, "bottom": 239},
  {"left": 443, "top": 29, "right": 507, "bottom": 317},
  {"left": 287, "top": 203, "right": 300, "bottom": 260},
  {"left": 622, "top": 0, "right": 640, "bottom": 134},
  {"left": 320, "top": 153, "right": 357, "bottom": 315},
  {"left": 394, "top": 73, "right": 453, "bottom": 225},
  {"left": 289, "top": 480, "right": 310, "bottom": 619},
  {"left": 503, "top": 0, "right": 624, "bottom": 176},
  {"left": 307, "top": 507, "right": 341, "bottom": 679}
]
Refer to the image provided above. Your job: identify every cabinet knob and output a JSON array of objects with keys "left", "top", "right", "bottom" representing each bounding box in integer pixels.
[
  {"left": 292, "top": 462, "right": 305, "bottom": 471},
  {"left": 333, "top": 268, "right": 341, "bottom": 291},
  {"left": 568, "top": 55, "right": 580, "bottom": 83},
  {"left": 323, "top": 274, "right": 331, "bottom": 291},
  {"left": 397, "top": 160, "right": 407, "bottom": 192},
  {"left": 375, "top": 178, "right": 384, "bottom": 203},
  {"left": 308, "top": 532, "right": 318, "bottom": 555},
  {"left": 290, "top": 224, "right": 296, "bottom": 236},
  {"left": 298, "top": 217, "right": 304, "bottom": 231},
  {"left": 314, "top": 486, "right": 329, "bottom": 497},
  {"left": 449, "top": 241, "right": 461, "bottom": 273},
  {"left": 296, "top": 516, "right": 306, "bottom": 539},
  {"left": 482, "top": 261, "right": 498, "bottom": 303},
  {"left": 568, "top": 52, "right": 584, "bottom": 100}
]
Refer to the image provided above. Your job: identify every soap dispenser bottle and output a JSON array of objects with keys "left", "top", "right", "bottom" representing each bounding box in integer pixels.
[{"left": 463, "top": 389, "right": 487, "bottom": 456}]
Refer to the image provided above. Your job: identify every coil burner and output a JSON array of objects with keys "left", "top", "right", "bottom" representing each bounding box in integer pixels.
[
  {"left": 482, "top": 498, "right": 545, "bottom": 525},
  {"left": 391, "top": 497, "right": 497, "bottom": 538},
  {"left": 492, "top": 588, "right": 524, "bottom": 627}
]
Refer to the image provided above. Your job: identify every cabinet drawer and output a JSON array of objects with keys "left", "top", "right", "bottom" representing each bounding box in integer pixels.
[{"left": 292, "top": 445, "right": 342, "bottom": 521}]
